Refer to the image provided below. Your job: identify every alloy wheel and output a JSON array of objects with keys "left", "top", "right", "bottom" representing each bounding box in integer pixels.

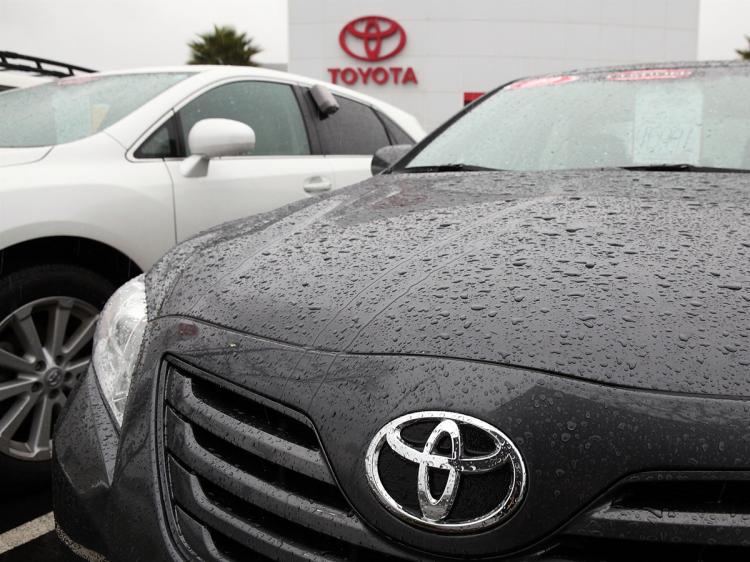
[{"left": 0, "top": 297, "right": 99, "bottom": 461}]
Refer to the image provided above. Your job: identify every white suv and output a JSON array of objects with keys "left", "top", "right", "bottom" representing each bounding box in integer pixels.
[{"left": 0, "top": 66, "right": 423, "bottom": 489}]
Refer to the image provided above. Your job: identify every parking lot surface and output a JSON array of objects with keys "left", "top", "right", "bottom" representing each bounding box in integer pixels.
[{"left": 0, "top": 487, "right": 75, "bottom": 561}]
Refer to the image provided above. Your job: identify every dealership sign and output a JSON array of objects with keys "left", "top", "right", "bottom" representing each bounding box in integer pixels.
[{"left": 328, "top": 16, "right": 418, "bottom": 86}]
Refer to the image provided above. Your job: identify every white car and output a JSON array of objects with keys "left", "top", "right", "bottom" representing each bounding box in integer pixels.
[{"left": 0, "top": 65, "right": 423, "bottom": 490}]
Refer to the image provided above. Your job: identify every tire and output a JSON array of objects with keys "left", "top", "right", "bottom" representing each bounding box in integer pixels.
[{"left": 0, "top": 265, "right": 116, "bottom": 496}]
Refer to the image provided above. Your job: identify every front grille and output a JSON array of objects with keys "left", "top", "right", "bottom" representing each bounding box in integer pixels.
[
  {"left": 158, "top": 360, "right": 750, "bottom": 561},
  {"left": 160, "top": 361, "right": 414, "bottom": 562}
]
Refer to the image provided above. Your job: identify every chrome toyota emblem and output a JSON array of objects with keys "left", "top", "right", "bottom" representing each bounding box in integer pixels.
[{"left": 365, "top": 411, "right": 526, "bottom": 533}]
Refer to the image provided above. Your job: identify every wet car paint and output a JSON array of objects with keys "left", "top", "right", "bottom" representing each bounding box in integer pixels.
[
  {"left": 52, "top": 162, "right": 750, "bottom": 560},
  {"left": 152, "top": 170, "right": 750, "bottom": 397}
]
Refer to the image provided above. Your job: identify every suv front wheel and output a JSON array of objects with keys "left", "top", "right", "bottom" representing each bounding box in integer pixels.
[{"left": 0, "top": 264, "right": 115, "bottom": 494}]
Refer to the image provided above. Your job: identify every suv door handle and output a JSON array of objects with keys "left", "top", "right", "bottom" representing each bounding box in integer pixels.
[{"left": 303, "top": 176, "right": 333, "bottom": 194}]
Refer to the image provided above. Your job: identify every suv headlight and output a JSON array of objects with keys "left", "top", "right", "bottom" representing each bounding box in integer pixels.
[{"left": 92, "top": 275, "right": 147, "bottom": 427}]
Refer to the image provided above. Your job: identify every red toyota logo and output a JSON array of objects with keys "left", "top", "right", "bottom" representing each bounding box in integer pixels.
[{"left": 339, "top": 16, "right": 407, "bottom": 62}]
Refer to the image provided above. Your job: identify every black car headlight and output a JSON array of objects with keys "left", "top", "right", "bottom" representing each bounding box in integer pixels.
[{"left": 92, "top": 275, "right": 147, "bottom": 428}]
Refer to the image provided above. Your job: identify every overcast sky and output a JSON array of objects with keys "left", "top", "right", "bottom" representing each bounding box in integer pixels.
[
  {"left": 0, "top": 0, "right": 289, "bottom": 69},
  {"left": 0, "top": 0, "right": 747, "bottom": 69},
  {"left": 698, "top": 0, "right": 750, "bottom": 59}
]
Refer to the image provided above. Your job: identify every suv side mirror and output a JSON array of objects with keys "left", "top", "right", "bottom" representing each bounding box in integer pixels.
[
  {"left": 371, "top": 144, "right": 412, "bottom": 175},
  {"left": 310, "top": 84, "right": 339, "bottom": 116},
  {"left": 180, "top": 118, "right": 256, "bottom": 177}
]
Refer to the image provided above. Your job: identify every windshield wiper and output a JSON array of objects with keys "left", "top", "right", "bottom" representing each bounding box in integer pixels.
[
  {"left": 399, "top": 163, "right": 503, "bottom": 174},
  {"left": 620, "top": 163, "right": 750, "bottom": 174}
]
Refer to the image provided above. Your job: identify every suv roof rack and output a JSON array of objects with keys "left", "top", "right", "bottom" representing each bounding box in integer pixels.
[{"left": 0, "top": 51, "right": 96, "bottom": 78}]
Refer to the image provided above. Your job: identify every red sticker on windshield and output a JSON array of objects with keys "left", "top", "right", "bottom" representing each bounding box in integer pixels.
[
  {"left": 606, "top": 68, "right": 693, "bottom": 81},
  {"left": 506, "top": 75, "right": 579, "bottom": 90},
  {"left": 57, "top": 75, "right": 98, "bottom": 86}
]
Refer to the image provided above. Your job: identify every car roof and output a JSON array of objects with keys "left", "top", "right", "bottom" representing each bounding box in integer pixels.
[{"left": 0, "top": 72, "right": 52, "bottom": 88}]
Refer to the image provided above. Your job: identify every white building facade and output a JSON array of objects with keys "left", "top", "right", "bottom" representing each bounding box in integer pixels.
[{"left": 289, "top": 0, "right": 701, "bottom": 131}]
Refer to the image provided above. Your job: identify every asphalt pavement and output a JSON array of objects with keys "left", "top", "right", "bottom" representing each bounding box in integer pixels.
[{"left": 0, "top": 485, "right": 77, "bottom": 561}]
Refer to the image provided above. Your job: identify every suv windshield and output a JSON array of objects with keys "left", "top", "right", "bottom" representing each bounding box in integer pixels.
[
  {"left": 0, "top": 72, "right": 192, "bottom": 147},
  {"left": 403, "top": 66, "right": 750, "bottom": 173}
]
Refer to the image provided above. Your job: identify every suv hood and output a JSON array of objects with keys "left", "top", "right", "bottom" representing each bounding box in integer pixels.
[
  {"left": 149, "top": 170, "right": 750, "bottom": 396},
  {"left": 0, "top": 146, "right": 52, "bottom": 167}
]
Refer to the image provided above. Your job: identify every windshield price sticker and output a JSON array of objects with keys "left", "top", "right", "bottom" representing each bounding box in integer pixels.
[
  {"left": 632, "top": 85, "right": 703, "bottom": 165},
  {"left": 58, "top": 75, "right": 98, "bottom": 86},
  {"left": 607, "top": 68, "right": 694, "bottom": 81},
  {"left": 506, "top": 75, "right": 579, "bottom": 90}
]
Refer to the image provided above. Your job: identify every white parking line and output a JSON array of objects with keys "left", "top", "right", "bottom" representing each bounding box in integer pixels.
[{"left": 0, "top": 512, "right": 55, "bottom": 554}]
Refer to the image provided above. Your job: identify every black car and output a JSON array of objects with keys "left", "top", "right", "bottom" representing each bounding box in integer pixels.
[{"left": 54, "top": 61, "right": 750, "bottom": 561}]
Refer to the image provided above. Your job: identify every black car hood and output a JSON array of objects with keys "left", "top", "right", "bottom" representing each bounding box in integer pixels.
[{"left": 148, "top": 170, "right": 750, "bottom": 397}]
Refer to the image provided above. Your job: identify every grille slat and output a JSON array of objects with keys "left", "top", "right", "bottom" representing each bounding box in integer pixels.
[
  {"left": 166, "top": 405, "right": 350, "bottom": 512},
  {"left": 161, "top": 362, "right": 415, "bottom": 562},
  {"left": 549, "top": 536, "right": 750, "bottom": 561},
  {"left": 564, "top": 506, "right": 750, "bottom": 546},
  {"left": 170, "top": 461, "right": 341, "bottom": 562},
  {"left": 167, "top": 373, "right": 334, "bottom": 485},
  {"left": 173, "top": 506, "right": 254, "bottom": 562},
  {"left": 166, "top": 432, "right": 368, "bottom": 538},
  {"left": 560, "top": 477, "right": 750, "bottom": 555}
]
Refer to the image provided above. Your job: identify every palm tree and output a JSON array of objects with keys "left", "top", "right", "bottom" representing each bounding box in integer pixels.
[
  {"left": 188, "top": 25, "right": 262, "bottom": 66},
  {"left": 737, "top": 36, "right": 750, "bottom": 60}
]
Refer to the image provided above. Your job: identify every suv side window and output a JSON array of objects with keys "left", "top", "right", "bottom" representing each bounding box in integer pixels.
[
  {"left": 379, "top": 112, "right": 415, "bottom": 145},
  {"left": 134, "top": 116, "right": 181, "bottom": 159},
  {"left": 317, "top": 95, "right": 390, "bottom": 155},
  {"left": 179, "top": 81, "right": 310, "bottom": 156}
]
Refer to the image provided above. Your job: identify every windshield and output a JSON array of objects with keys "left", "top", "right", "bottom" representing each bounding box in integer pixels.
[
  {"left": 0, "top": 72, "right": 192, "bottom": 147},
  {"left": 404, "top": 66, "right": 750, "bottom": 173}
]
